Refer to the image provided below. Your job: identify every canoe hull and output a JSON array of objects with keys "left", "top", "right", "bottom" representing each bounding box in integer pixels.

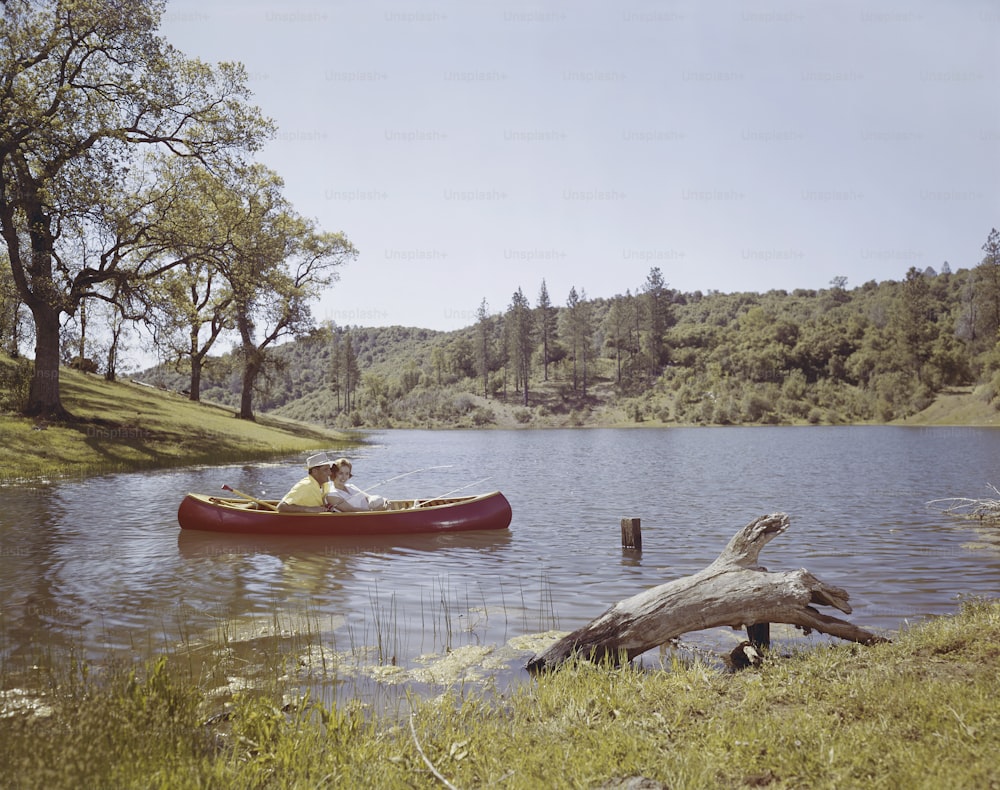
[{"left": 177, "top": 491, "right": 512, "bottom": 536}]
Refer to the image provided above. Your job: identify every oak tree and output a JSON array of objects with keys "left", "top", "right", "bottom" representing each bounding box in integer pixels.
[
  {"left": 0, "top": 0, "right": 271, "bottom": 417},
  {"left": 213, "top": 164, "right": 357, "bottom": 420}
]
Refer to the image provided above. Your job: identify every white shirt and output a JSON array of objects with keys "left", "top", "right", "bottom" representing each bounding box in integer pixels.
[{"left": 324, "top": 482, "right": 370, "bottom": 511}]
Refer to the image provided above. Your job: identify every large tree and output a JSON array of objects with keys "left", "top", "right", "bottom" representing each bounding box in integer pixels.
[
  {"left": 894, "top": 266, "right": 936, "bottom": 384},
  {"left": 536, "top": 279, "right": 558, "bottom": 381},
  {"left": 215, "top": 164, "right": 357, "bottom": 420},
  {"left": 0, "top": 0, "right": 271, "bottom": 418},
  {"left": 328, "top": 327, "right": 361, "bottom": 414},
  {"left": 475, "top": 298, "right": 491, "bottom": 398},
  {"left": 602, "top": 293, "right": 631, "bottom": 385},
  {"left": 642, "top": 266, "right": 672, "bottom": 374},
  {"left": 56, "top": 152, "right": 217, "bottom": 383},
  {"left": 506, "top": 287, "right": 534, "bottom": 406},
  {"left": 974, "top": 228, "right": 1000, "bottom": 351},
  {"left": 149, "top": 159, "right": 251, "bottom": 401},
  {"left": 156, "top": 259, "right": 233, "bottom": 401},
  {"left": 561, "top": 286, "right": 594, "bottom": 393}
]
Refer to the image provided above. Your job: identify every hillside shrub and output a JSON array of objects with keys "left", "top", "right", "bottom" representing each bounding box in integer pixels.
[
  {"left": 782, "top": 368, "right": 808, "bottom": 400},
  {"left": 742, "top": 391, "right": 772, "bottom": 423},
  {"left": 983, "top": 372, "right": 1000, "bottom": 409},
  {"left": 712, "top": 395, "right": 737, "bottom": 425},
  {"left": 451, "top": 393, "right": 475, "bottom": 413},
  {"left": 912, "top": 384, "right": 936, "bottom": 413},
  {"left": 0, "top": 357, "right": 31, "bottom": 413},
  {"left": 470, "top": 407, "right": 495, "bottom": 426}
]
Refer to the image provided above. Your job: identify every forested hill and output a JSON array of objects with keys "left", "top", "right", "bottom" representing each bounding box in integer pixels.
[{"left": 140, "top": 260, "right": 1000, "bottom": 430}]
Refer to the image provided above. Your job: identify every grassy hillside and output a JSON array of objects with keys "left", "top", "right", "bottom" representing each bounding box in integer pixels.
[
  {"left": 892, "top": 384, "right": 1000, "bottom": 427},
  {"left": 0, "top": 354, "right": 356, "bottom": 482}
]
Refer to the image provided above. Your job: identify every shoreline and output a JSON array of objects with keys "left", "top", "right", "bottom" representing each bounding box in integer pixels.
[{"left": 2, "top": 365, "right": 996, "bottom": 483}]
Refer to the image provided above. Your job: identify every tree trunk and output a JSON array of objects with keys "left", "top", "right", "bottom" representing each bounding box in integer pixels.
[
  {"left": 239, "top": 350, "right": 259, "bottom": 420},
  {"left": 16, "top": 205, "right": 70, "bottom": 419},
  {"left": 78, "top": 299, "right": 87, "bottom": 371},
  {"left": 26, "top": 300, "right": 68, "bottom": 419},
  {"left": 189, "top": 352, "right": 203, "bottom": 401},
  {"left": 527, "top": 513, "right": 888, "bottom": 673},
  {"left": 104, "top": 315, "right": 121, "bottom": 383}
]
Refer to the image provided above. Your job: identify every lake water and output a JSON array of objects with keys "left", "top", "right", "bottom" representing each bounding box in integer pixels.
[{"left": 2, "top": 426, "right": 999, "bottom": 707}]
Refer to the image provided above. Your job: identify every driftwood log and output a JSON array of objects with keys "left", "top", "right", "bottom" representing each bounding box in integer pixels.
[
  {"left": 927, "top": 483, "right": 1000, "bottom": 523},
  {"left": 527, "top": 513, "right": 888, "bottom": 673}
]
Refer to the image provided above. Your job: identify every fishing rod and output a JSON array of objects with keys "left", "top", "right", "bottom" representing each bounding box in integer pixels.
[
  {"left": 411, "top": 477, "right": 493, "bottom": 509},
  {"left": 366, "top": 465, "right": 454, "bottom": 491}
]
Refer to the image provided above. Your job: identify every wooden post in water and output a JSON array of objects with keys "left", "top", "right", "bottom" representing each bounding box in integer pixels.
[{"left": 621, "top": 517, "right": 642, "bottom": 551}]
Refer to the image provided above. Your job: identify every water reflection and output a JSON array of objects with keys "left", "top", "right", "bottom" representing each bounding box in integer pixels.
[
  {"left": 1, "top": 484, "right": 94, "bottom": 658},
  {"left": 176, "top": 527, "right": 513, "bottom": 561}
]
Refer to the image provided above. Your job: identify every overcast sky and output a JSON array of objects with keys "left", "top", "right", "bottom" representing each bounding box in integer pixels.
[{"left": 159, "top": 0, "right": 999, "bottom": 333}]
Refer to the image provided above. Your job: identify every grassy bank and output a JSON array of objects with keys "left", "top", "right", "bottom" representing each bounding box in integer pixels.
[
  {"left": 893, "top": 384, "right": 1000, "bottom": 427},
  {"left": 1, "top": 598, "right": 997, "bottom": 789},
  {"left": 0, "top": 358, "right": 356, "bottom": 482}
]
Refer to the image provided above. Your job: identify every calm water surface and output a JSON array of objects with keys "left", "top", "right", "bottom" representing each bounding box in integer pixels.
[{"left": 2, "top": 426, "right": 998, "bottom": 702}]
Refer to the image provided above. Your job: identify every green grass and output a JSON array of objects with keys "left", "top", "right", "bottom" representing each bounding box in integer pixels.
[
  {"left": 894, "top": 384, "right": 1000, "bottom": 427},
  {"left": 0, "top": 357, "right": 355, "bottom": 481},
  {"left": 2, "top": 598, "right": 998, "bottom": 789}
]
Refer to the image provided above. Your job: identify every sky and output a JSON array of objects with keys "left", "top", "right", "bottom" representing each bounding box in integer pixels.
[{"left": 158, "top": 0, "right": 1000, "bottom": 333}]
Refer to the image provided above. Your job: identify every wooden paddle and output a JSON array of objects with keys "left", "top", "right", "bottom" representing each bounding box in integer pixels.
[{"left": 222, "top": 484, "right": 279, "bottom": 511}]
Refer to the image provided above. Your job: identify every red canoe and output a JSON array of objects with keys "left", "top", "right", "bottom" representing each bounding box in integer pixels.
[{"left": 177, "top": 491, "right": 512, "bottom": 536}]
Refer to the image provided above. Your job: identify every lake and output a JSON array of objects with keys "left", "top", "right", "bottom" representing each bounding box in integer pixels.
[{"left": 2, "top": 426, "right": 998, "bottom": 708}]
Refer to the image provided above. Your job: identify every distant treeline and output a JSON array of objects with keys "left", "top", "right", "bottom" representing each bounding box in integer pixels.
[{"left": 140, "top": 228, "right": 1000, "bottom": 429}]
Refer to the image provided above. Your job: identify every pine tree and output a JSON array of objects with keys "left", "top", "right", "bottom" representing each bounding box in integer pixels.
[
  {"left": 536, "top": 280, "right": 558, "bottom": 381},
  {"left": 507, "top": 288, "right": 534, "bottom": 406}
]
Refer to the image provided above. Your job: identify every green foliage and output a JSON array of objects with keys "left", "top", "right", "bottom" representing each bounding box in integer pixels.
[
  {"left": 129, "top": 259, "right": 1000, "bottom": 429},
  {"left": 513, "top": 407, "right": 533, "bottom": 424},
  {"left": 0, "top": 356, "right": 31, "bottom": 413},
  {"left": 986, "top": 370, "right": 1000, "bottom": 410},
  {"left": 1, "top": 0, "right": 273, "bottom": 417}
]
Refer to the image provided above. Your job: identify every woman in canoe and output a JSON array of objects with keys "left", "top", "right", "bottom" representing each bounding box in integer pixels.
[{"left": 325, "top": 458, "right": 389, "bottom": 512}]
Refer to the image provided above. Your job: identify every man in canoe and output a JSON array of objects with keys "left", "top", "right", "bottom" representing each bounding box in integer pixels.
[{"left": 277, "top": 453, "right": 336, "bottom": 513}]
